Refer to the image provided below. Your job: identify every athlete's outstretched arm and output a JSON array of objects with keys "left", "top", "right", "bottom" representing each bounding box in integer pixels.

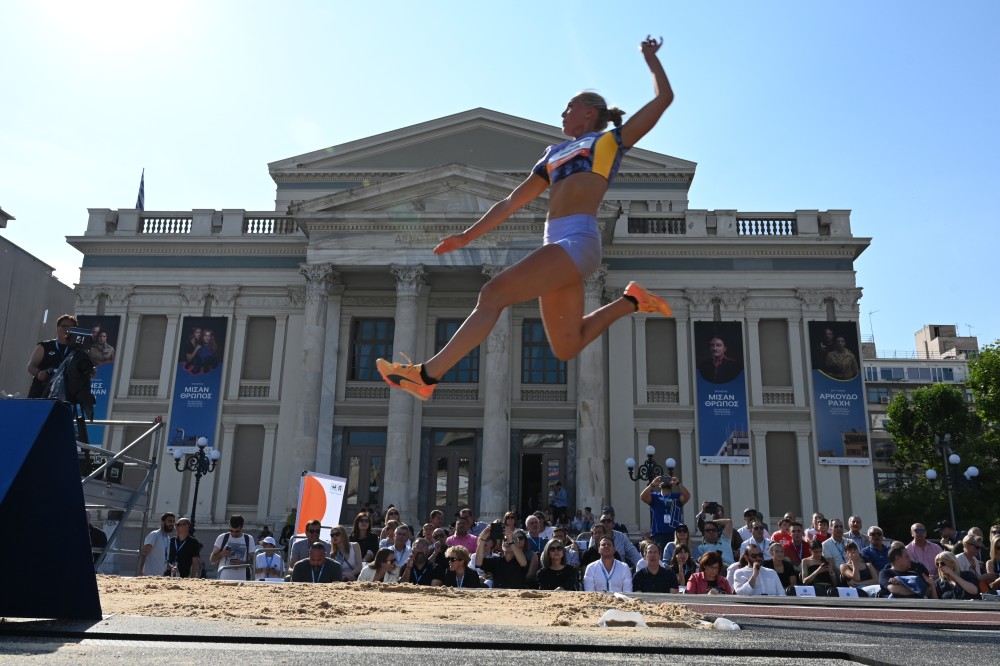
[
  {"left": 620, "top": 36, "right": 674, "bottom": 148},
  {"left": 434, "top": 173, "right": 549, "bottom": 254}
]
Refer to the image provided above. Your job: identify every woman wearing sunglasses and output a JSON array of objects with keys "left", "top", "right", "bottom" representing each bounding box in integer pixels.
[
  {"left": 350, "top": 512, "right": 379, "bottom": 563},
  {"left": 330, "top": 525, "right": 363, "bottom": 582},
  {"left": 358, "top": 547, "right": 400, "bottom": 583},
  {"left": 442, "top": 546, "right": 483, "bottom": 589}
]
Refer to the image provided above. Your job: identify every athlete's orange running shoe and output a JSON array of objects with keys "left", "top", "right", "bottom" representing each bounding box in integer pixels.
[
  {"left": 376, "top": 358, "right": 436, "bottom": 401},
  {"left": 624, "top": 282, "right": 672, "bottom": 317}
]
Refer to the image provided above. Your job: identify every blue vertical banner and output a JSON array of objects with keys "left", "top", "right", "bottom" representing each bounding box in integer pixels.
[
  {"left": 167, "top": 317, "right": 228, "bottom": 454},
  {"left": 76, "top": 315, "right": 120, "bottom": 446},
  {"left": 694, "top": 321, "right": 751, "bottom": 464},
  {"left": 808, "top": 322, "right": 870, "bottom": 465}
]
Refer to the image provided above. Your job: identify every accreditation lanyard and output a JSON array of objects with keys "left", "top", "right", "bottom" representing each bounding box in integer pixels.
[
  {"left": 173, "top": 538, "right": 187, "bottom": 560},
  {"left": 412, "top": 566, "right": 427, "bottom": 584},
  {"left": 602, "top": 562, "right": 616, "bottom": 591},
  {"left": 311, "top": 563, "right": 325, "bottom": 583},
  {"left": 530, "top": 537, "right": 544, "bottom": 552},
  {"left": 456, "top": 572, "right": 465, "bottom": 589},
  {"left": 336, "top": 552, "right": 351, "bottom": 571}
]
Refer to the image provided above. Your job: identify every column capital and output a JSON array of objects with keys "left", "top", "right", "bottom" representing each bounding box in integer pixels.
[
  {"left": 210, "top": 286, "right": 240, "bottom": 307},
  {"left": 390, "top": 264, "right": 425, "bottom": 300},
  {"left": 180, "top": 285, "right": 210, "bottom": 306},
  {"left": 300, "top": 263, "right": 340, "bottom": 303}
]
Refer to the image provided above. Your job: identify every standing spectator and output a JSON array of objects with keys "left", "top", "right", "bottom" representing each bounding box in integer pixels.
[
  {"left": 632, "top": 542, "right": 678, "bottom": 593},
  {"left": 168, "top": 517, "right": 202, "bottom": 579},
  {"left": 583, "top": 537, "right": 632, "bottom": 593},
  {"left": 570, "top": 510, "right": 587, "bottom": 533},
  {"left": 138, "top": 512, "right": 175, "bottom": 576},
  {"left": 906, "top": 523, "right": 943, "bottom": 573},
  {"left": 289, "top": 519, "right": 330, "bottom": 567},
  {"left": 536, "top": 538, "right": 578, "bottom": 591},
  {"left": 255, "top": 536, "right": 284, "bottom": 580},
  {"left": 732, "top": 545, "right": 784, "bottom": 596},
  {"left": 844, "top": 516, "right": 870, "bottom": 549},
  {"left": 446, "top": 516, "right": 479, "bottom": 553},
  {"left": 549, "top": 482, "right": 569, "bottom": 526},
  {"left": 861, "top": 526, "right": 890, "bottom": 573},
  {"left": 401, "top": 538, "right": 444, "bottom": 586},
  {"left": 210, "top": 515, "right": 256, "bottom": 581},
  {"left": 291, "top": 542, "right": 341, "bottom": 583},
  {"left": 330, "top": 525, "right": 363, "bottom": 581},
  {"left": 821, "top": 519, "right": 850, "bottom": 568},
  {"left": 349, "top": 512, "right": 379, "bottom": 562},
  {"left": 640, "top": 474, "right": 691, "bottom": 551},
  {"left": 442, "top": 546, "right": 483, "bottom": 588},
  {"left": 686, "top": 551, "right": 733, "bottom": 595},
  {"left": 357, "top": 547, "right": 399, "bottom": 583}
]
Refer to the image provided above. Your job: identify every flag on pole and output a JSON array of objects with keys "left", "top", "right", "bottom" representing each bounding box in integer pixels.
[{"left": 135, "top": 169, "right": 145, "bottom": 210}]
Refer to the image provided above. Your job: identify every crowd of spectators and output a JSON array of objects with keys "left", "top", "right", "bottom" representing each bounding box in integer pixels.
[{"left": 134, "top": 476, "right": 1000, "bottom": 600}]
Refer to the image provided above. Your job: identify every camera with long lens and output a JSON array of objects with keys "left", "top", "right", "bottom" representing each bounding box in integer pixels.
[{"left": 65, "top": 327, "right": 94, "bottom": 351}]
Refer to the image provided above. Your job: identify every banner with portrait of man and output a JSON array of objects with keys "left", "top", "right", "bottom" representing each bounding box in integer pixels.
[
  {"left": 75, "top": 315, "right": 120, "bottom": 446},
  {"left": 167, "top": 317, "right": 228, "bottom": 454},
  {"left": 694, "top": 321, "right": 751, "bottom": 464},
  {"left": 808, "top": 321, "right": 870, "bottom": 465}
]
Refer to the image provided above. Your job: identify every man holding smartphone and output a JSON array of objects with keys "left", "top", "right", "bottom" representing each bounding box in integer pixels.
[{"left": 640, "top": 474, "right": 690, "bottom": 551}]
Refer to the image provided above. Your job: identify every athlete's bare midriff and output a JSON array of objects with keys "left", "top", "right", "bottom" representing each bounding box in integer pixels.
[{"left": 547, "top": 172, "right": 609, "bottom": 220}]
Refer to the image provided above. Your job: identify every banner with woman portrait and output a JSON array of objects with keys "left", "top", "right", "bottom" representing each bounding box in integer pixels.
[
  {"left": 167, "top": 317, "right": 228, "bottom": 454},
  {"left": 75, "top": 315, "right": 120, "bottom": 446},
  {"left": 694, "top": 321, "right": 751, "bottom": 464},
  {"left": 808, "top": 321, "right": 870, "bottom": 465}
]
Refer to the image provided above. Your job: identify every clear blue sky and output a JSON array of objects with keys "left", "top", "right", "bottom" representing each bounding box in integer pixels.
[{"left": 1, "top": 1, "right": 997, "bottom": 353}]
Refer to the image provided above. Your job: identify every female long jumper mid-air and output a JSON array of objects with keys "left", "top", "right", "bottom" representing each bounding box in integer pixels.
[{"left": 378, "top": 35, "right": 675, "bottom": 401}]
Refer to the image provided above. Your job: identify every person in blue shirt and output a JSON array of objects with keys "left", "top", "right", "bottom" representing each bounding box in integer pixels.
[
  {"left": 861, "top": 526, "right": 890, "bottom": 573},
  {"left": 640, "top": 475, "right": 691, "bottom": 551}
]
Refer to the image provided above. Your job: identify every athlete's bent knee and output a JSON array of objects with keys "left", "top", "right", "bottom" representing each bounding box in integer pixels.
[{"left": 549, "top": 339, "right": 581, "bottom": 362}]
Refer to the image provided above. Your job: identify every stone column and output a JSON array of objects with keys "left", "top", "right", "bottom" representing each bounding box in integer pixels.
[
  {"left": 382, "top": 265, "right": 425, "bottom": 513},
  {"left": 576, "top": 266, "right": 608, "bottom": 515},
  {"left": 479, "top": 265, "right": 512, "bottom": 518},
  {"left": 746, "top": 316, "right": 763, "bottom": 406},
  {"left": 286, "top": 263, "right": 338, "bottom": 508}
]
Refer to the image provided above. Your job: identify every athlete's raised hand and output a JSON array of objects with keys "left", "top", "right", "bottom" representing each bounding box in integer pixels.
[{"left": 640, "top": 35, "right": 663, "bottom": 57}]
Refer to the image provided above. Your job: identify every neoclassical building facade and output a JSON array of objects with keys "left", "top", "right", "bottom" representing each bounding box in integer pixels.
[{"left": 70, "top": 109, "right": 874, "bottom": 533}]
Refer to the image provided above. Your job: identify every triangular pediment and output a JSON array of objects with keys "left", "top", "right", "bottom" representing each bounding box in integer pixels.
[
  {"left": 270, "top": 108, "right": 696, "bottom": 179},
  {"left": 292, "top": 163, "right": 571, "bottom": 217}
]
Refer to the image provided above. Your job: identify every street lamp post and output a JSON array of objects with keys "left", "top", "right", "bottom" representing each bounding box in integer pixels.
[
  {"left": 625, "top": 445, "right": 677, "bottom": 484},
  {"left": 173, "top": 436, "right": 221, "bottom": 534},
  {"left": 924, "top": 433, "right": 980, "bottom": 528}
]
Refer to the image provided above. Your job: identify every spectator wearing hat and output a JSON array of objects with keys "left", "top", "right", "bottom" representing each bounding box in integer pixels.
[
  {"left": 737, "top": 508, "right": 769, "bottom": 542},
  {"left": 291, "top": 541, "right": 342, "bottom": 583},
  {"left": 934, "top": 520, "right": 961, "bottom": 550},
  {"left": 663, "top": 523, "right": 692, "bottom": 563},
  {"left": 640, "top": 474, "right": 691, "bottom": 551},
  {"left": 255, "top": 537, "right": 285, "bottom": 580}
]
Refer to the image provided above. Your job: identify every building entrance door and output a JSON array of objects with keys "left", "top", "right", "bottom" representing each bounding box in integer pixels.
[
  {"left": 427, "top": 431, "right": 476, "bottom": 521},
  {"left": 519, "top": 432, "right": 566, "bottom": 518}
]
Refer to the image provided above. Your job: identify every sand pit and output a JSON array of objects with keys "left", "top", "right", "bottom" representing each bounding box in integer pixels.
[{"left": 95, "top": 575, "right": 704, "bottom": 630}]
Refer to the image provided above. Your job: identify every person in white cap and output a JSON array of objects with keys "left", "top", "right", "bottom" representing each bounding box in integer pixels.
[{"left": 255, "top": 536, "right": 285, "bottom": 580}]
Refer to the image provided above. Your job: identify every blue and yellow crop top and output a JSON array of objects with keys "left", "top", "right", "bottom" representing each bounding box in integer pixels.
[{"left": 531, "top": 126, "right": 629, "bottom": 185}]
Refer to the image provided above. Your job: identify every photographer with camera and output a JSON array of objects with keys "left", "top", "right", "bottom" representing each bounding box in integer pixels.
[
  {"left": 26, "top": 314, "right": 77, "bottom": 398},
  {"left": 476, "top": 523, "right": 530, "bottom": 589},
  {"left": 640, "top": 474, "right": 690, "bottom": 551}
]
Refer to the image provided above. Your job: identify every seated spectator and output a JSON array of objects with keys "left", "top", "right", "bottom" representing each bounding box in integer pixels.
[
  {"left": 906, "top": 522, "right": 943, "bottom": 572},
  {"left": 806, "top": 512, "right": 824, "bottom": 540},
  {"left": 255, "top": 536, "right": 285, "bottom": 580},
  {"left": 771, "top": 518, "right": 794, "bottom": 548},
  {"left": 686, "top": 551, "right": 733, "bottom": 595},
  {"left": 782, "top": 522, "right": 810, "bottom": 565},
  {"left": 669, "top": 544, "right": 697, "bottom": 590},
  {"left": 349, "top": 513, "right": 379, "bottom": 563},
  {"left": 800, "top": 540, "right": 838, "bottom": 596},
  {"left": 739, "top": 521, "right": 774, "bottom": 561},
  {"left": 400, "top": 538, "right": 445, "bottom": 586},
  {"left": 460, "top": 507, "right": 488, "bottom": 537},
  {"left": 389, "top": 524, "right": 413, "bottom": 565},
  {"left": 987, "top": 536, "right": 1000, "bottom": 594},
  {"left": 880, "top": 544, "right": 935, "bottom": 599},
  {"left": 580, "top": 524, "right": 619, "bottom": 572},
  {"left": 951, "top": 526, "right": 985, "bottom": 557},
  {"left": 429, "top": 528, "right": 450, "bottom": 567},
  {"left": 291, "top": 542, "right": 342, "bottom": 583},
  {"left": 763, "top": 542, "right": 798, "bottom": 589},
  {"left": 632, "top": 543, "right": 679, "bottom": 593},
  {"left": 570, "top": 510, "right": 587, "bottom": 533},
  {"left": 357, "top": 547, "right": 401, "bottom": 583},
  {"left": 861, "top": 526, "right": 889, "bottom": 573},
  {"left": 378, "top": 519, "right": 401, "bottom": 548},
  {"left": 845, "top": 515, "right": 870, "bottom": 549},
  {"left": 955, "top": 534, "right": 986, "bottom": 577},
  {"left": 288, "top": 519, "right": 330, "bottom": 568},
  {"left": 814, "top": 517, "right": 832, "bottom": 543},
  {"left": 663, "top": 523, "right": 691, "bottom": 563},
  {"left": 503, "top": 510, "right": 520, "bottom": 532},
  {"left": 593, "top": 513, "right": 642, "bottom": 569},
  {"left": 330, "top": 525, "right": 363, "bottom": 582},
  {"left": 732, "top": 545, "right": 784, "bottom": 596},
  {"left": 447, "top": 517, "right": 480, "bottom": 554},
  {"left": 420, "top": 522, "right": 436, "bottom": 544},
  {"left": 383, "top": 506, "right": 401, "bottom": 524},
  {"left": 601, "top": 505, "right": 628, "bottom": 535},
  {"left": 442, "top": 545, "right": 483, "bottom": 588},
  {"left": 536, "top": 538, "right": 579, "bottom": 591},
  {"left": 583, "top": 537, "right": 633, "bottom": 593},
  {"left": 550, "top": 526, "right": 581, "bottom": 567},
  {"left": 839, "top": 541, "right": 878, "bottom": 594},
  {"left": 524, "top": 514, "right": 549, "bottom": 554},
  {"left": 821, "top": 518, "right": 850, "bottom": 568},
  {"left": 737, "top": 508, "right": 769, "bottom": 542},
  {"left": 934, "top": 551, "right": 980, "bottom": 599},
  {"left": 696, "top": 521, "right": 735, "bottom": 567},
  {"left": 476, "top": 527, "right": 529, "bottom": 589}
]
